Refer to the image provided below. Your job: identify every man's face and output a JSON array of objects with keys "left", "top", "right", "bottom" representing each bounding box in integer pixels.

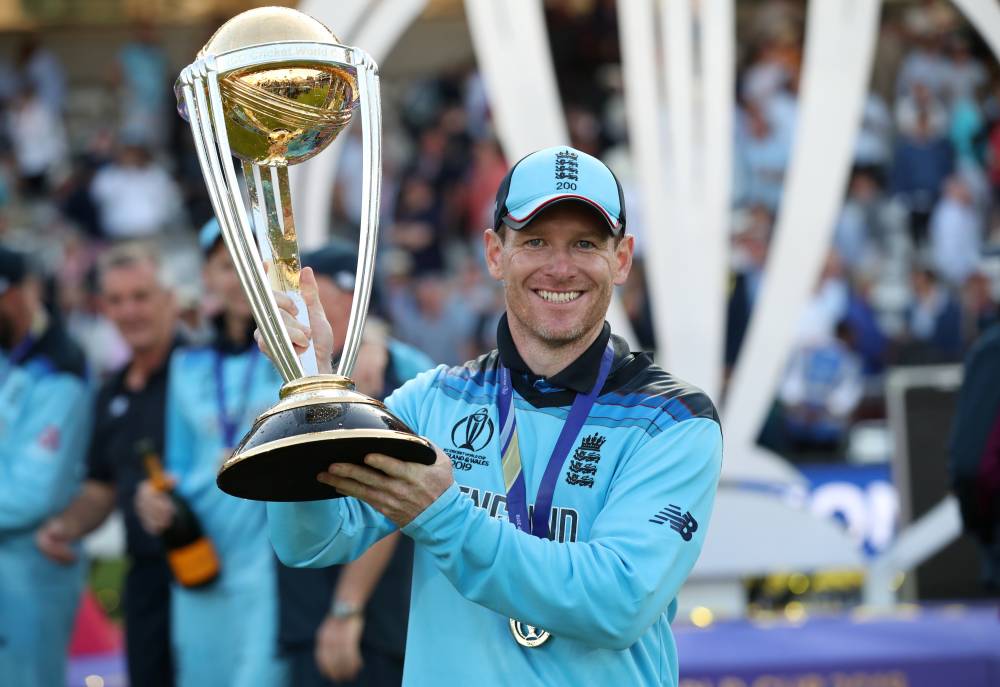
[
  {"left": 203, "top": 245, "right": 251, "bottom": 319},
  {"left": 313, "top": 273, "right": 351, "bottom": 355},
  {"left": 0, "top": 288, "right": 23, "bottom": 350},
  {"left": 484, "top": 203, "right": 633, "bottom": 349},
  {"left": 0, "top": 277, "right": 38, "bottom": 350},
  {"left": 100, "top": 260, "right": 175, "bottom": 353}
]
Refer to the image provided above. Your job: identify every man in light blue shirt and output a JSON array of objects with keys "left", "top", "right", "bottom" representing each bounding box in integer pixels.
[
  {"left": 267, "top": 147, "right": 723, "bottom": 686},
  {"left": 0, "top": 246, "right": 91, "bottom": 686}
]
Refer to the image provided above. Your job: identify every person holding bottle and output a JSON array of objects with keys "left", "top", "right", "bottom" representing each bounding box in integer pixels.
[
  {"left": 37, "top": 241, "right": 180, "bottom": 687},
  {"left": 0, "top": 245, "right": 92, "bottom": 687},
  {"left": 135, "top": 219, "right": 285, "bottom": 686},
  {"left": 139, "top": 442, "right": 220, "bottom": 588}
]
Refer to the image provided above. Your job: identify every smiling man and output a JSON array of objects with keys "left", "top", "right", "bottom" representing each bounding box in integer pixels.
[
  {"left": 37, "top": 242, "right": 179, "bottom": 687},
  {"left": 266, "top": 146, "right": 723, "bottom": 686}
]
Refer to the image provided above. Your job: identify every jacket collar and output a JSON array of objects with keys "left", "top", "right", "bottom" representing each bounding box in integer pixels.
[{"left": 496, "top": 313, "right": 615, "bottom": 395}]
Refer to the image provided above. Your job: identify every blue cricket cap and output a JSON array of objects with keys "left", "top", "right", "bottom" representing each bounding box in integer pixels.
[
  {"left": 303, "top": 240, "right": 385, "bottom": 316},
  {"left": 0, "top": 245, "right": 29, "bottom": 295},
  {"left": 493, "top": 146, "right": 626, "bottom": 235},
  {"left": 199, "top": 218, "right": 223, "bottom": 254},
  {"left": 303, "top": 241, "right": 357, "bottom": 293}
]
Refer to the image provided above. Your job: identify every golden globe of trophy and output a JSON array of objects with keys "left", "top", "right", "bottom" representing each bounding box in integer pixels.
[{"left": 176, "top": 7, "right": 434, "bottom": 501}]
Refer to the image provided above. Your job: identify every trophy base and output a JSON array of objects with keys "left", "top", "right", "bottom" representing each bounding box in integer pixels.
[{"left": 217, "top": 375, "right": 436, "bottom": 501}]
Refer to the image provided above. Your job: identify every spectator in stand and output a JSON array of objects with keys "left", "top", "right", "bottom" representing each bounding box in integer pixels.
[
  {"left": 15, "top": 34, "right": 66, "bottom": 114},
  {"left": 960, "top": 271, "right": 999, "bottom": 345},
  {"left": 388, "top": 270, "right": 474, "bottom": 366},
  {"left": 834, "top": 169, "right": 891, "bottom": 274},
  {"left": 797, "top": 252, "right": 850, "bottom": 348},
  {"left": 6, "top": 85, "right": 67, "bottom": 197},
  {"left": 735, "top": 100, "right": 791, "bottom": 212},
  {"left": 904, "top": 266, "right": 963, "bottom": 363},
  {"left": 949, "top": 96, "right": 984, "bottom": 172},
  {"left": 462, "top": 139, "right": 508, "bottom": 238},
  {"left": 454, "top": 255, "right": 504, "bottom": 362},
  {"left": 741, "top": 41, "right": 794, "bottom": 109},
  {"left": 942, "top": 35, "right": 988, "bottom": 106},
  {"left": 91, "top": 141, "right": 183, "bottom": 240},
  {"left": 853, "top": 93, "right": 894, "bottom": 174},
  {"left": 779, "top": 321, "right": 864, "bottom": 455},
  {"left": 725, "top": 205, "right": 772, "bottom": 371},
  {"left": 113, "top": 21, "right": 169, "bottom": 150},
  {"left": 462, "top": 68, "right": 490, "bottom": 142},
  {"left": 331, "top": 125, "right": 366, "bottom": 236},
  {"left": 391, "top": 177, "right": 446, "bottom": 274},
  {"left": 896, "top": 81, "right": 949, "bottom": 139},
  {"left": 0, "top": 55, "right": 17, "bottom": 106},
  {"left": 844, "top": 276, "right": 889, "bottom": 378},
  {"left": 566, "top": 105, "right": 603, "bottom": 157},
  {"left": 895, "top": 30, "right": 949, "bottom": 105},
  {"left": 621, "top": 258, "right": 656, "bottom": 352},
  {"left": 890, "top": 109, "right": 954, "bottom": 246},
  {"left": 406, "top": 124, "right": 464, "bottom": 197},
  {"left": 929, "top": 175, "right": 982, "bottom": 288}
]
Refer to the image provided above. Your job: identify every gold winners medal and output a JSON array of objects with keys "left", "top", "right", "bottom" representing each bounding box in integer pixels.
[{"left": 509, "top": 618, "right": 551, "bottom": 648}]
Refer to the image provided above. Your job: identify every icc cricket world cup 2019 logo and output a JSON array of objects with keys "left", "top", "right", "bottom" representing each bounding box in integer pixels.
[{"left": 452, "top": 408, "right": 495, "bottom": 452}]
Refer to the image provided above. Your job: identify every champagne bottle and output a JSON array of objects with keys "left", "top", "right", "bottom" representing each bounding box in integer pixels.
[{"left": 139, "top": 441, "right": 220, "bottom": 588}]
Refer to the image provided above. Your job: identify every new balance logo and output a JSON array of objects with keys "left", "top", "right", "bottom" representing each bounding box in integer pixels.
[{"left": 650, "top": 505, "right": 698, "bottom": 541}]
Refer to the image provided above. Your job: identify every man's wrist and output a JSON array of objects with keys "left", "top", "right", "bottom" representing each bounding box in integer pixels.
[
  {"left": 329, "top": 600, "right": 364, "bottom": 620},
  {"left": 52, "top": 514, "right": 79, "bottom": 540}
]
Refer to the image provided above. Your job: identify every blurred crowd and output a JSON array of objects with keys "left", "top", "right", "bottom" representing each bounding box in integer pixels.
[
  {"left": 727, "top": 0, "right": 1000, "bottom": 459},
  {"left": 0, "top": 1, "right": 998, "bottom": 463}
]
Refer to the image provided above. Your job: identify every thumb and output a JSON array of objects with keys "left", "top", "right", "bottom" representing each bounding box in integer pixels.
[{"left": 300, "top": 267, "right": 328, "bottom": 329}]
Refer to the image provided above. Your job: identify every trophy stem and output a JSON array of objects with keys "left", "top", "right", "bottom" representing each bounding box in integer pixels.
[
  {"left": 200, "top": 63, "right": 305, "bottom": 383},
  {"left": 244, "top": 160, "right": 318, "bottom": 376}
]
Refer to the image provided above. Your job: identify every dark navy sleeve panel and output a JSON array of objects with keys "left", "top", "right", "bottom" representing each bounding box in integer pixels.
[
  {"left": 23, "top": 322, "right": 88, "bottom": 382},
  {"left": 608, "top": 361, "right": 720, "bottom": 431},
  {"left": 414, "top": 345, "right": 721, "bottom": 441}
]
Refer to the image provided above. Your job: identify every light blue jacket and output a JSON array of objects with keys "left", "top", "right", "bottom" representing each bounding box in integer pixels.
[
  {"left": 0, "top": 327, "right": 91, "bottom": 687},
  {"left": 269, "top": 337, "right": 723, "bottom": 686}
]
